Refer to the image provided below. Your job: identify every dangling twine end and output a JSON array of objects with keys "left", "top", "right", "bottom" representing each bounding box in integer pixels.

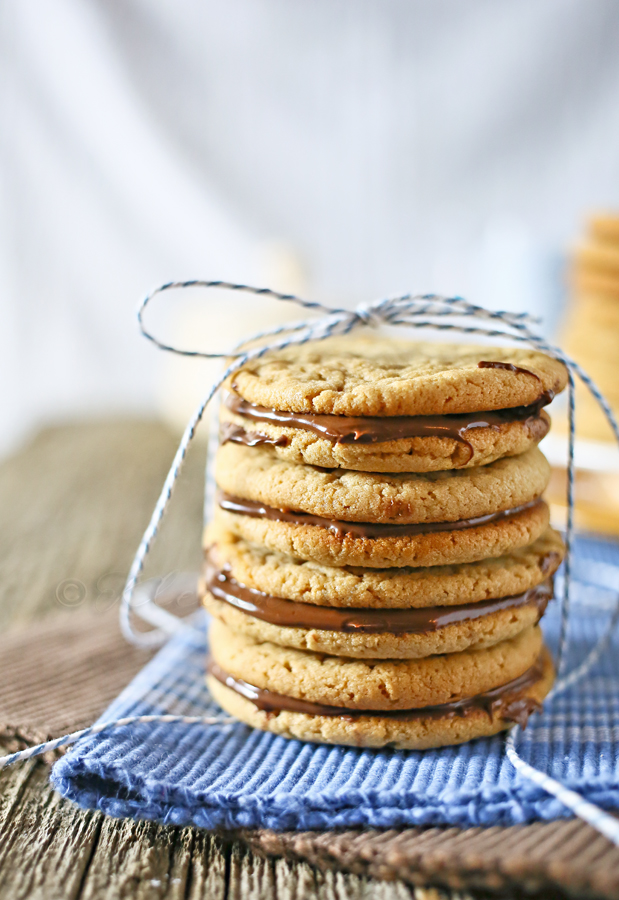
[
  {"left": 505, "top": 729, "right": 619, "bottom": 844},
  {"left": 0, "top": 715, "right": 236, "bottom": 771}
]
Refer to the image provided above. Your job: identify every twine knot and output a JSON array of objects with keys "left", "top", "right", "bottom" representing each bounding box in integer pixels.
[{"left": 354, "top": 300, "right": 388, "bottom": 330}]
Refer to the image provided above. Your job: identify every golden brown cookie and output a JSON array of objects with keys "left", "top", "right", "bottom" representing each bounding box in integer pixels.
[
  {"left": 203, "top": 581, "right": 551, "bottom": 659},
  {"left": 213, "top": 497, "right": 550, "bottom": 568},
  {"left": 201, "top": 528, "right": 562, "bottom": 658},
  {"left": 227, "top": 336, "right": 567, "bottom": 417},
  {"left": 209, "top": 620, "right": 542, "bottom": 708},
  {"left": 207, "top": 623, "right": 553, "bottom": 749},
  {"left": 576, "top": 242, "right": 619, "bottom": 279},
  {"left": 220, "top": 396, "right": 551, "bottom": 473},
  {"left": 215, "top": 443, "right": 550, "bottom": 525},
  {"left": 205, "top": 525, "right": 564, "bottom": 608},
  {"left": 589, "top": 213, "right": 619, "bottom": 246}
]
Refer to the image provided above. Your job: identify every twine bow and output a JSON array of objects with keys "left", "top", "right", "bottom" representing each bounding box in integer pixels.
[{"left": 3, "top": 280, "right": 619, "bottom": 847}]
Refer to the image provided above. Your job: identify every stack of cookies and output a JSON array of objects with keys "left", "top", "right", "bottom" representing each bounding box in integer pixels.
[
  {"left": 202, "top": 338, "right": 567, "bottom": 750},
  {"left": 563, "top": 213, "right": 619, "bottom": 441}
]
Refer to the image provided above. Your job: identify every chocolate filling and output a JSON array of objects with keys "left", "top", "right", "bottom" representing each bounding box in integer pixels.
[
  {"left": 217, "top": 493, "right": 544, "bottom": 538},
  {"left": 477, "top": 360, "right": 542, "bottom": 381},
  {"left": 220, "top": 424, "right": 289, "bottom": 449},
  {"left": 208, "top": 656, "right": 546, "bottom": 727},
  {"left": 206, "top": 565, "right": 553, "bottom": 634},
  {"left": 223, "top": 387, "right": 553, "bottom": 458}
]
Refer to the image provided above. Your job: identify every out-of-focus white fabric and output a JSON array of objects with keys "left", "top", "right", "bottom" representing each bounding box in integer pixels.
[{"left": 1, "top": 0, "right": 618, "bottom": 452}]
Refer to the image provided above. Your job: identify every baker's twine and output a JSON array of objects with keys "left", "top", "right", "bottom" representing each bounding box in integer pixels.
[{"left": 3, "top": 281, "right": 619, "bottom": 846}]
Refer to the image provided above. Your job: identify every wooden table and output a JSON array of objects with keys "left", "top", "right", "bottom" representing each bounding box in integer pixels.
[{"left": 0, "top": 421, "right": 462, "bottom": 900}]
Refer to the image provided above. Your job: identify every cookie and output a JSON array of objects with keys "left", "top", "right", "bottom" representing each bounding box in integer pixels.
[
  {"left": 205, "top": 525, "right": 564, "bottom": 608},
  {"left": 227, "top": 336, "right": 567, "bottom": 417},
  {"left": 576, "top": 243, "right": 619, "bottom": 280},
  {"left": 203, "top": 577, "right": 552, "bottom": 659},
  {"left": 207, "top": 623, "right": 553, "bottom": 749},
  {"left": 589, "top": 213, "right": 619, "bottom": 246},
  {"left": 209, "top": 620, "right": 542, "bottom": 708},
  {"left": 213, "top": 497, "right": 549, "bottom": 568},
  {"left": 208, "top": 649, "right": 554, "bottom": 750},
  {"left": 213, "top": 443, "right": 550, "bottom": 568},
  {"left": 201, "top": 528, "right": 562, "bottom": 658},
  {"left": 215, "top": 443, "right": 550, "bottom": 525},
  {"left": 220, "top": 395, "right": 551, "bottom": 473},
  {"left": 573, "top": 269, "right": 619, "bottom": 297}
]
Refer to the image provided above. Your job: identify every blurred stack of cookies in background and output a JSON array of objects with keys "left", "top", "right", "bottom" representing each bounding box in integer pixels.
[
  {"left": 200, "top": 338, "right": 567, "bottom": 750},
  {"left": 564, "top": 214, "right": 619, "bottom": 442},
  {"left": 545, "top": 214, "right": 619, "bottom": 535}
]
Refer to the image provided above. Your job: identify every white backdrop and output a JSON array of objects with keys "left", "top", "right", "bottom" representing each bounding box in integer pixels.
[{"left": 1, "top": 0, "right": 619, "bottom": 452}]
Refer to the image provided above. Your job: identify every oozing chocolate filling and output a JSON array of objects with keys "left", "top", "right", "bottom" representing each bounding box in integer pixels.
[
  {"left": 217, "top": 493, "right": 544, "bottom": 538},
  {"left": 207, "top": 656, "right": 546, "bottom": 727},
  {"left": 220, "top": 424, "right": 289, "bottom": 449},
  {"left": 206, "top": 565, "right": 553, "bottom": 634},
  {"left": 222, "top": 386, "right": 553, "bottom": 457}
]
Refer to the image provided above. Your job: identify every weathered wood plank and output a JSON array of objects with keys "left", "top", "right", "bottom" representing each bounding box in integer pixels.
[
  {"left": 0, "top": 755, "right": 102, "bottom": 900},
  {"left": 186, "top": 832, "right": 229, "bottom": 900},
  {"left": 0, "top": 611, "right": 153, "bottom": 736},
  {"left": 81, "top": 818, "right": 182, "bottom": 900},
  {"left": 0, "top": 421, "right": 206, "bottom": 631},
  {"left": 273, "top": 856, "right": 319, "bottom": 900}
]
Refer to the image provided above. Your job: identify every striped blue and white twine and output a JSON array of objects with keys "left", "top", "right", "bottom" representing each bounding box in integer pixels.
[{"left": 2, "top": 281, "right": 619, "bottom": 845}]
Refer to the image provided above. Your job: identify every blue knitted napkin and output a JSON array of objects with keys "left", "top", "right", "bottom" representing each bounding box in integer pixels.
[{"left": 51, "top": 536, "right": 619, "bottom": 831}]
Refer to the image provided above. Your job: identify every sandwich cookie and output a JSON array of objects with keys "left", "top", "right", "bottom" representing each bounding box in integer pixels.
[
  {"left": 222, "top": 337, "right": 566, "bottom": 472},
  {"left": 207, "top": 622, "right": 554, "bottom": 750},
  {"left": 202, "top": 528, "right": 564, "bottom": 659},
  {"left": 220, "top": 396, "right": 551, "bottom": 474},
  {"left": 214, "top": 443, "right": 551, "bottom": 568},
  {"left": 204, "top": 525, "right": 565, "bottom": 609}
]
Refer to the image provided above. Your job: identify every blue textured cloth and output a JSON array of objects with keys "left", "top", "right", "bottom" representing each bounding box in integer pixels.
[{"left": 51, "top": 536, "right": 619, "bottom": 830}]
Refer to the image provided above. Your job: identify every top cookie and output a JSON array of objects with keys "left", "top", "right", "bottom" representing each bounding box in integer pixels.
[{"left": 228, "top": 336, "right": 567, "bottom": 417}]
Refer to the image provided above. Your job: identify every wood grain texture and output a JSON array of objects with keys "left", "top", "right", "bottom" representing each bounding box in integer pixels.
[
  {"left": 246, "top": 824, "right": 619, "bottom": 899},
  {"left": 0, "top": 420, "right": 461, "bottom": 900},
  {"left": 0, "top": 420, "right": 204, "bottom": 631}
]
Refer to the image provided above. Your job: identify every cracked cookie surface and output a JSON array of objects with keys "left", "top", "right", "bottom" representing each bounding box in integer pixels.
[
  {"left": 213, "top": 497, "right": 550, "bottom": 568},
  {"left": 215, "top": 443, "right": 550, "bottom": 524},
  {"left": 207, "top": 645, "right": 554, "bottom": 749},
  {"left": 227, "top": 336, "right": 567, "bottom": 417},
  {"left": 209, "top": 620, "right": 543, "bottom": 709},
  {"left": 205, "top": 526, "right": 564, "bottom": 608}
]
